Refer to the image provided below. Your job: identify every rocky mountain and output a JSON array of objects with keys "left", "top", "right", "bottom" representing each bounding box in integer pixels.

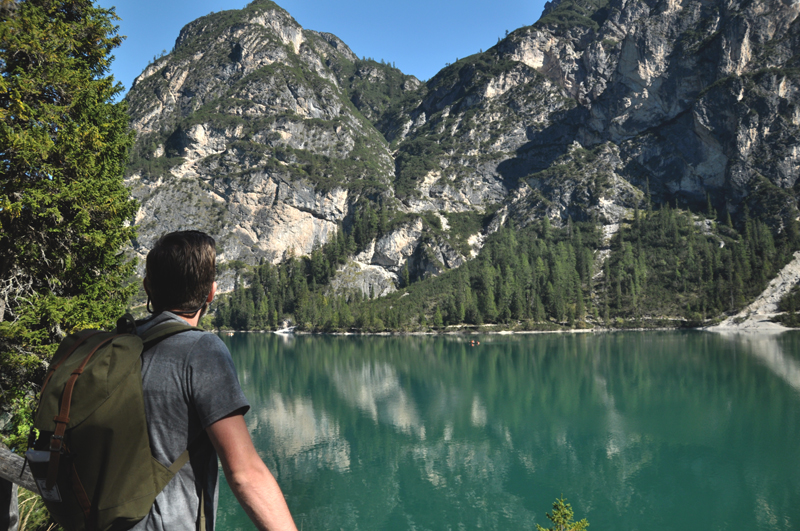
[{"left": 124, "top": 0, "right": 800, "bottom": 296}]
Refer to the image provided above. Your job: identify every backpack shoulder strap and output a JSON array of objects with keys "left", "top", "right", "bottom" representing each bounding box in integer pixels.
[
  {"left": 140, "top": 320, "right": 203, "bottom": 350},
  {"left": 167, "top": 435, "right": 205, "bottom": 475}
]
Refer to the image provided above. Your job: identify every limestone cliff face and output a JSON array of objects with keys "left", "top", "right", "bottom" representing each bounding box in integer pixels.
[
  {"left": 126, "top": 1, "right": 407, "bottom": 272},
  {"left": 126, "top": 0, "right": 800, "bottom": 295},
  {"left": 388, "top": 0, "right": 800, "bottom": 229}
]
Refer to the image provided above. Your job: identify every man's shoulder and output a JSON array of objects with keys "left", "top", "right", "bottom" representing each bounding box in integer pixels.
[
  {"left": 138, "top": 313, "right": 228, "bottom": 355},
  {"left": 157, "top": 327, "right": 228, "bottom": 356}
]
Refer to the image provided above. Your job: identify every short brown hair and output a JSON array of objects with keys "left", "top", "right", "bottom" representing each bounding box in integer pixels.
[{"left": 145, "top": 230, "right": 216, "bottom": 313}]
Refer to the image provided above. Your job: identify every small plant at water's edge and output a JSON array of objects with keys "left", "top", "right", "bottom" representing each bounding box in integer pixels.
[{"left": 536, "top": 496, "right": 589, "bottom": 531}]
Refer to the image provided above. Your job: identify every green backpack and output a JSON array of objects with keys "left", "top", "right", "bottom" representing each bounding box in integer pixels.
[{"left": 26, "top": 315, "right": 201, "bottom": 531}]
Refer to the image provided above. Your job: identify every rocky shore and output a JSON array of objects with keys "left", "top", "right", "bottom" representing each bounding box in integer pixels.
[{"left": 707, "top": 251, "right": 800, "bottom": 334}]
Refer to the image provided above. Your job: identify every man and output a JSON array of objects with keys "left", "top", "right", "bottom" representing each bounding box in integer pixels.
[{"left": 133, "top": 230, "right": 297, "bottom": 531}]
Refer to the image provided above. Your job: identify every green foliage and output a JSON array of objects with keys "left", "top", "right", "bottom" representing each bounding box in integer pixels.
[
  {"left": 127, "top": 153, "right": 185, "bottom": 180},
  {"left": 778, "top": 284, "right": 800, "bottom": 314},
  {"left": 358, "top": 220, "right": 601, "bottom": 331},
  {"left": 0, "top": 0, "right": 137, "bottom": 446},
  {"left": 603, "top": 203, "right": 798, "bottom": 323},
  {"left": 394, "top": 136, "right": 444, "bottom": 199},
  {"left": 214, "top": 225, "right": 352, "bottom": 331},
  {"left": 264, "top": 140, "right": 389, "bottom": 195},
  {"left": 17, "top": 487, "right": 62, "bottom": 531},
  {"left": 327, "top": 56, "right": 421, "bottom": 124},
  {"left": 444, "top": 211, "right": 488, "bottom": 256},
  {"left": 217, "top": 199, "right": 798, "bottom": 334},
  {"left": 774, "top": 283, "right": 800, "bottom": 327},
  {"left": 536, "top": 497, "right": 589, "bottom": 531},
  {"left": 216, "top": 216, "right": 604, "bottom": 332}
]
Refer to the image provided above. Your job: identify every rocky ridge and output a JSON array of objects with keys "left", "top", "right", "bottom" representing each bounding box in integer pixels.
[{"left": 125, "top": 0, "right": 800, "bottom": 298}]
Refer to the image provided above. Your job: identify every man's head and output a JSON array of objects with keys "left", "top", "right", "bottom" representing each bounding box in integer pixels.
[{"left": 145, "top": 230, "right": 216, "bottom": 315}]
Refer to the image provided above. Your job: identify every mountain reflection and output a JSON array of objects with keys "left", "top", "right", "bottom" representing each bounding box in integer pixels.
[
  {"left": 220, "top": 332, "right": 800, "bottom": 531},
  {"left": 249, "top": 392, "right": 350, "bottom": 475},
  {"left": 331, "top": 362, "right": 424, "bottom": 437},
  {"left": 720, "top": 332, "right": 800, "bottom": 394}
]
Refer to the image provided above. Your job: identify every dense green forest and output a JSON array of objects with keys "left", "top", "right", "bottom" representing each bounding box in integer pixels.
[
  {"left": 1, "top": 0, "right": 136, "bottom": 454},
  {"left": 210, "top": 201, "right": 800, "bottom": 333}
]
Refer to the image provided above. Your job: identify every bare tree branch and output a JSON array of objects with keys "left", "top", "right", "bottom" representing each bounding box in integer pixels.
[{"left": 0, "top": 445, "right": 36, "bottom": 493}]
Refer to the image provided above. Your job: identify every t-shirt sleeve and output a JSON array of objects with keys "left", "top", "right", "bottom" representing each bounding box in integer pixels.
[{"left": 186, "top": 333, "right": 250, "bottom": 429}]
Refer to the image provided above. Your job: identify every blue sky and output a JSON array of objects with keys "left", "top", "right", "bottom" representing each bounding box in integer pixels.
[{"left": 96, "top": 0, "right": 548, "bottom": 95}]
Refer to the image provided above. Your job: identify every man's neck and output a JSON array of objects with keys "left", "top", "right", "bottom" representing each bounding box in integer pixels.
[{"left": 166, "top": 309, "right": 202, "bottom": 328}]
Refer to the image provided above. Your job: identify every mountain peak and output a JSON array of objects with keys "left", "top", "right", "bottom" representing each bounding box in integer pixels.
[{"left": 540, "top": 0, "right": 564, "bottom": 18}]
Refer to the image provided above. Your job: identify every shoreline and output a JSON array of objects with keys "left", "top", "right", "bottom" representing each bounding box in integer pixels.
[
  {"left": 704, "top": 312, "right": 791, "bottom": 335},
  {"left": 217, "top": 318, "right": 796, "bottom": 336}
]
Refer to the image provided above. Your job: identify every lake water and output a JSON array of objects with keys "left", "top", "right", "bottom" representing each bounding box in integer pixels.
[{"left": 216, "top": 331, "right": 800, "bottom": 531}]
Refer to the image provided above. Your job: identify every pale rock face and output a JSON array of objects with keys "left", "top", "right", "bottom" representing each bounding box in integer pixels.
[
  {"left": 372, "top": 219, "right": 425, "bottom": 272},
  {"left": 178, "top": 124, "right": 234, "bottom": 161},
  {"left": 353, "top": 240, "right": 376, "bottom": 264},
  {"left": 130, "top": 100, "right": 166, "bottom": 135},
  {"left": 505, "top": 31, "right": 553, "bottom": 71},
  {"left": 403, "top": 78, "right": 422, "bottom": 91},
  {"left": 423, "top": 238, "right": 466, "bottom": 272},
  {"left": 328, "top": 261, "right": 398, "bottom": 299},
  {"left": 467, "top": 233, "right": 485, "bottom": 258},
  {"left": 482, "top": 69, "right": 541, "bottom": 100},
  {"left": 243, "top": 201, "right": 338, "bottom": 262},
  {"left": 279, "top": 183, "right": 348, "bottom": 222},
  {"left": 125, "top": 169, "right": 350, "bottom": 273},
  {"left": 124, "top": 2, "right": 405, "bottom": 283},
  {"left": 220, "top": 177, "right": 348, "bottom": 263},
  {"left": 249, "top": 11, "right": 304, "bottom": 54},
  {"left": 516, "top": 142, "right": 643, "bottom": 227},
  {"left": 131, "top": 58, "right": 169, "bottom": 89}
]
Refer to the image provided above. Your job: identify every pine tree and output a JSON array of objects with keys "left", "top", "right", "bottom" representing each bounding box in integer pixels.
[
  {"left": 1, "top": 0, "right": 136, "bottom": 445},
  {"left": 402, "top": 262, "right": 411, "bottom": 287},
  {"left": 478, "top": 261, "right": 498, "bottom": 322},
  {"left": 536, "top": 497, "right": 589, "bottom": 531},
  {"left": 542, "top": 216, "right": 552, "bottom": 241},
  {"left": 433, "top": 307, "right": 443, "bottom": 329},
  {"left": 576, "top": 289, "right": 585, "bottom": 323}
]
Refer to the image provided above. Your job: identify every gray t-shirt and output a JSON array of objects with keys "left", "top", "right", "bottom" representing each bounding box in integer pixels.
[{"left": 131, "top": 312, "right": 250, "bottom": 531}]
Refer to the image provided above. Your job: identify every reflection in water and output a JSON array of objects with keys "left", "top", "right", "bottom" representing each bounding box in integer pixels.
[
  {"left": 219, "top": 332, "right": 800, "bottom": 531},
  {"left": 721, "top": 332, "right": 800, "bottom": 394},
  {"left": 470, "top": 396, "right": 487, "bottom": 428},
  {"left": 331, "top": 362, "right": 424, "bottom": 438},
  {"left": 249, "top": 393, "right": 350, "bottom": 474}
]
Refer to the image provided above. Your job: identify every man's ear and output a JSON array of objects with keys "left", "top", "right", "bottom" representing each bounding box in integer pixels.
[{"left": 207, "top": 281, "right": 217, "bottom": 303}]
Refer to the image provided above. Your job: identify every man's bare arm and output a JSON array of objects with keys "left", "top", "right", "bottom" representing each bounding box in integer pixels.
[{"left": 207, "top": 414, "right": 298, "bottom": 531}]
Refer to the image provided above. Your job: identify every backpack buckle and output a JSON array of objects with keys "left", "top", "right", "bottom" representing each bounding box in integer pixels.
[
  {"left": 116, "top": 314, "right": 138, "bottom": 335},
  {"left": 49, "top": 434, "right": 64, "bottom": 453}
]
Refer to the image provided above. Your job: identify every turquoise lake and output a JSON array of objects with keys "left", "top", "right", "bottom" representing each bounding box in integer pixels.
[{"left": 216, "top": 331, "right": 800, "bottom": 530}]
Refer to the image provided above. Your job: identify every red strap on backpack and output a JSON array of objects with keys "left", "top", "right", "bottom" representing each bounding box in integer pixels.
[
  {"left": 40, "top": 330, "right": 102, "bottom": 395},
  {"left": 45, "top": 334, "right": 124, "bottom": 491}
]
